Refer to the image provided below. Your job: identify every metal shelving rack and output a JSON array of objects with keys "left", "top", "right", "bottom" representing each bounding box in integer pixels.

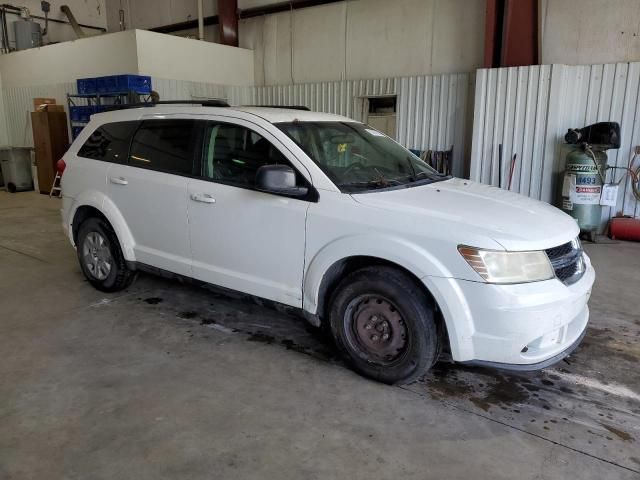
[{"left": 67, "top": 92, "right": 153, "bottom": 139}]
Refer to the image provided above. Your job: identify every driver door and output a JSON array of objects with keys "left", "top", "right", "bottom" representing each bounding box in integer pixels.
[{"left": 187, "top": 119, "right": 313, "bottom": 307}]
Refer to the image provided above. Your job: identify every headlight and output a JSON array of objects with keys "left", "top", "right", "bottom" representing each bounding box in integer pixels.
[{"left": 458, "top": 246, "right": 555, "bottom": 284}]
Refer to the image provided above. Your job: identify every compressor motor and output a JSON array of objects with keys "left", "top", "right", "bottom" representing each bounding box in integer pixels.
[{"left": 560, "top": 122, "right": 621, "bottom": 242}]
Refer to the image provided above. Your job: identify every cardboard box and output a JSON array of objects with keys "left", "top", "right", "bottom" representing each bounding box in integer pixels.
[
  {"left": 33, "top": 98, "right": 57, "bottom": 111},
  {"left": 37, "top": 104, "right": 64, "bottom": 113}
]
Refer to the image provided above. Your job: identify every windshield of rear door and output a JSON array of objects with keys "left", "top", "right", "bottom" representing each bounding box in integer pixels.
[{"left": 277, "top": 121, "right": 449, "bottom": 193}]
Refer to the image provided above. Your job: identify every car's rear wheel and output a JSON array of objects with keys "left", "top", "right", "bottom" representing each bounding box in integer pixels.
[
  {"left": 77, "top": 217, "right": 135, "bottom": 292},
  {"left": 328, "top": 266, "right": 439, "bottom": 384}
]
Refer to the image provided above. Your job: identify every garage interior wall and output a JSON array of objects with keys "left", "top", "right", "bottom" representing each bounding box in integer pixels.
[
  {"left": 0, "top": 71, "right": 9, "bottom": 146},
  {"left": 105, "top": 0, "right": 220, "bottom": 42},
  {"left": 2, "top": 0, "right": 107, "bottom": 46},
  {"left": 239, "top": 0, "right": 485, "bottom": 85},
  {"left": 0, "top": 30, "right": 254, "bottom": 147},
  {"left": 1, "top": 0, "right": 640, "bottom": 201},
  {"left": 102, "top": 0, "right": 486, "bottom": 83},
  {"left": 470, "top": 62, "right": 640, "bottom": 229},
  {"left": 540, "top": 0, "right": 640, "bottom": 66},
  {"left": 249, "top": 74, "right": 471, "bottom": 177}
]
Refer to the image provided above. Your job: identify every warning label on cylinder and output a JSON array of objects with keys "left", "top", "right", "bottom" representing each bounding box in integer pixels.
[
  {"left": 573, "top": 186, "right": 601, "bottom": 205},
  {"left": 563, "top": 173, "right": 602, "bottom": 205}
]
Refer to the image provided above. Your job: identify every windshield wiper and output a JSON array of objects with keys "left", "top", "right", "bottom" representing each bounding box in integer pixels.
[
  {"left": 407, "top": 170, "right": 449, "bottom": 183},
  {"left": 339, "top": 178, "right": 403, "bottom": 191}
]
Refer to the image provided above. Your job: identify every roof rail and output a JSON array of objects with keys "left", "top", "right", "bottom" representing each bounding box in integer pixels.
[
  {"left": 102, "top": 100, "right": 230, "bottom": 111},
  {"left": 248, "top": 105, "right": 311, "bottom": 111}
]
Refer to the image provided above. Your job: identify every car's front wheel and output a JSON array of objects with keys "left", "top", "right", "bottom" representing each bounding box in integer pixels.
[
  {"left": 329, "top": 266, "right": 440, "bottom": 384},
  {"left": 76, "top": 217, "right": 136, "bottom": 292}
]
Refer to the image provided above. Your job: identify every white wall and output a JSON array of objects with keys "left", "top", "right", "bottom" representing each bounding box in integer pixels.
[
  {"left": 0, "top": 29, "right": 254, "bottom": 146},
  {"left": 0, "top": 71, "right": 9, "bottom": 146},
  {"left": 0, "top": 28, "right": 253, "bottom": 88},
  {"left": 104, "top": 0, "right": 485, "bottom": 85},
  {"left": 239, "top": 0, "right": 486, "bottom": 85},
  {"left": 541, "top": 0, "right": 640, "bottom": 65},
  {"left": 105, "top": 0, "right": 217, "bottom": 32},
  {"left": 0, "top": 29, "right": 138, "bottom": 87},
  {"left": 3, "top": 0, "right": 107, "bottom": 46},
  {"left": 135, "top": 29, "right": 254, "bottom": 85}
]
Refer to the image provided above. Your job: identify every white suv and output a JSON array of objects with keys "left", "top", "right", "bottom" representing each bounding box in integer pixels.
[{"left": 60, "top": 104, "right": 595, "bottom": 384}]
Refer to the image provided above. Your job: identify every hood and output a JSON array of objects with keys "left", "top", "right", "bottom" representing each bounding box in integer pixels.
[{"left": 351, "top": 178, "right": 579, "bottom": 251}]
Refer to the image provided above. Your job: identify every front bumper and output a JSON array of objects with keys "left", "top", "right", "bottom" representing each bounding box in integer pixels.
[
  {"left": 427, "top": 253, "right": 595, "bottom": 368},
  {"left": 460, "top": 319, "right": 587, "bottom": 371}
]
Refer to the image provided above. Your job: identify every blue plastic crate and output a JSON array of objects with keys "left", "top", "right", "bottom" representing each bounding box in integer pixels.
[
  {"left": 76, "top": 77, "right": 97, "bottom": 95},
  {"left": 69, "top": 105, "right": 94, "bottom": 123},
  {"left": 71, "top": 126, "right": 84, "bottom": 139},
  {"left": 96, "top": 74, "right": 152, "bottom": 94}
]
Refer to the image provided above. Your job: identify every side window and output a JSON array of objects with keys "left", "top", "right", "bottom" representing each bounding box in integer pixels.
[
  {"left": 78, "top": 121, "right": 138, "bottom": 163},
  {"left": 202, "top": 123, "right": 303, "bottom": 188},
  {"left": 129, "top": 119, "right": 199, "bottom": 175}
]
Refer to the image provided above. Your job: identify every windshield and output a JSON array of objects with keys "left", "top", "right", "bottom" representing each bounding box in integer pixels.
[{"left": 277, "top": 122, "right": 448, "bottom": 193}]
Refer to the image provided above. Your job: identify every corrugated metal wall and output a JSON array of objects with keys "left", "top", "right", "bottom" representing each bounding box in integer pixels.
[
  {"left": 2, "top": 82, "right": 75, "bottom": 147},
  {"left": 396, "top": 74, "right": 470, "bottom": 177},
  {"left": 2, "top": 73, "right": 470, "bottom": 176},
  {"left": 471, "top": 63, "right": 640, "bottom": 226},
  {"left": 250, "top": 78, "right": 397, "bottom": 122},
  {"left": 249, "top": 74, "right": 471, "bottom": 177},
  {"left": 152, "top": 78, "right": 246, "bottom": 107},
  {"left": 0, "top": 79, "right": 244, "bottom": 148}
]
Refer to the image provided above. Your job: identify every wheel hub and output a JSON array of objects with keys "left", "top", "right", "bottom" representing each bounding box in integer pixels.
[
  {"left": 350, "top": 296, "right": 407, "bottom": 363},
  {"left": 82, "top": 231, "right": 112, "bottom": 281}
]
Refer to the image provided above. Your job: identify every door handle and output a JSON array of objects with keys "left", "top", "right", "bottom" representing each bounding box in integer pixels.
[
  {"left": 190, "top": 193, "right": 216, "bottom": 204},
  {"left": 109, "top": 176, "right": 128, "bottom": 185}
]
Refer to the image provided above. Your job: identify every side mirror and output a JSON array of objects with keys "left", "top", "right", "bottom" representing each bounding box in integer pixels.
[{"left": 256, "top": 165, "right": 308, "bottom": 197}]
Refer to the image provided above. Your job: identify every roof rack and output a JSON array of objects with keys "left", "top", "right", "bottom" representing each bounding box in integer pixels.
[
  {"left": 248, "top": 105, "right": 311, "bottom": 111},
  {"left": 102, "top": 100, "right": 230, "bottom": 111}
]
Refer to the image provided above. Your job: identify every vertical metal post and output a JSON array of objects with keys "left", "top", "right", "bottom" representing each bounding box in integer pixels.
[
  {"left": 197, "top": 0, "right": 204, "bottom": 40},
  {"left": 483, "top": 0, "right": 501, "bottom": 68},
  {"left": 484, "top": 0, "right": 539, "bottom": 68},
  {"left": 502, "top": 0, "right": 539, "bottom": 66},
  {"left": 217, "top": 0, "right": 238, "bottom": 47}
]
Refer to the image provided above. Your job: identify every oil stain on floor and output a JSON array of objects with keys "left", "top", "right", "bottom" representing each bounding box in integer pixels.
[{"left": 129, "top": 275, "right": 639, "bottom": 473}]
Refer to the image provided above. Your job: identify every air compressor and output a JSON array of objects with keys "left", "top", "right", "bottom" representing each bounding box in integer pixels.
[{"left": 560, "top": 122, "right": 621, "bottom": 242}]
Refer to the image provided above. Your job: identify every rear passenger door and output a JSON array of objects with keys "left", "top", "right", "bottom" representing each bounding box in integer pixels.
[
  {"left": 187, "top": 119, "right": 312, "bottom": 307},
  {"left": 107, "top": 118, "right": 203, "bottom": 276}
]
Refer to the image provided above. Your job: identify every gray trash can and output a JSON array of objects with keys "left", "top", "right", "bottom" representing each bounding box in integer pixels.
[{"left": 0, "top": 147, "right": 34, "bottom": 193}]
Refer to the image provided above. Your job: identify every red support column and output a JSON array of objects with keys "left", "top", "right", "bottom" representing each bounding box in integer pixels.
[
  {"left": 218, "top": 0, "right": 239, "bottom": 47},
  {"left": 502, "top": 0, "right": 539, "bottom": 66},
  {"left": 483, "top": 0, "right": 501, "bottom": 68},
  {"left": 484, "top": 0, "right": 539, "bottom": 68}
]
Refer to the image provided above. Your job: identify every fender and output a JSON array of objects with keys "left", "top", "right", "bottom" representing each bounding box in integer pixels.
[
  {"left": 68, "top": 190, "right": 136, "bottom": 262},
  {"left": 303, "top": 233, "right": 454, "bottom": 314},
  {"left": 302, "top": 233, "right": 468, "bottom": 359}
]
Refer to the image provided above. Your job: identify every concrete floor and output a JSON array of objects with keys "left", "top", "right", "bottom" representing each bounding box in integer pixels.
[{"left": 1, "top": 191, "right": 639, "bottom": 480}]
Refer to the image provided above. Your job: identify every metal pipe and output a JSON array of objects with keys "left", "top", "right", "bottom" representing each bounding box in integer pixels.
[
  {"left": 0, "top": 8, "right": 9, "bottom": 53},
  {"left": 1, "top": 5, "right": 105, "bottom": 31},
  {"left": 60, "top": 5, "right": 85, "bottom": 38},
  {"left": 197, "top": 0, "right": 204, "bottom": 40},
  {"left": 118, "top": 0, "right": 126, "bottom": 31}
]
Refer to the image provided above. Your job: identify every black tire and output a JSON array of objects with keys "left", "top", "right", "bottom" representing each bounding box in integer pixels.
[
  {"left": 76, "top": 217, "right": 136, "bottom": 292},
  {"left": 328, "top": 266, "right": 439, "bottom": 385}
]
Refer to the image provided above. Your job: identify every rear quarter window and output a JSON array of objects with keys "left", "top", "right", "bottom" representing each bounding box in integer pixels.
[
  {"left": 129, "top": 119, "right": 200, "bottom": 176},
  {"left": 78, "top": 121, "right": 139, "bottom": 163}
]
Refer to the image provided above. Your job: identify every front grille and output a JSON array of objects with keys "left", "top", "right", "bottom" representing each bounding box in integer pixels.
[{"left": 545, "top": 239, "right": 585, "bottom": 285}]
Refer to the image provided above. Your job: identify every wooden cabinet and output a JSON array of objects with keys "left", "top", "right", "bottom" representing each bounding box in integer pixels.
[{"left": 31, "top": 111, "right": 69, "bottom": 194}]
